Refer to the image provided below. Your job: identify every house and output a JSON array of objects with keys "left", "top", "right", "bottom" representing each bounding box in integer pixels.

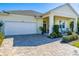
[
  {"left": 0, "top": 3, "right": 78, "bottom": 36},
  {"left": 42, "top": 3, "right": 78, "bottom": 34}
]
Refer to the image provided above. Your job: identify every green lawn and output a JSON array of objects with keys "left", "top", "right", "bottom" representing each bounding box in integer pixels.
[{"left": 72, "top": 41, "right": 79, "bottom": 48}]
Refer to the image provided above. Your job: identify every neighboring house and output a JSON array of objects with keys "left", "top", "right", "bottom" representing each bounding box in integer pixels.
[{"left": 0, "top": 3, "right": 78, "bottom": 36}]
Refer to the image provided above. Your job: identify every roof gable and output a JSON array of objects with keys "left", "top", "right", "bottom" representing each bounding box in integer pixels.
[{"left": 50, "top": 4, "right": 78, "bottom": 17}]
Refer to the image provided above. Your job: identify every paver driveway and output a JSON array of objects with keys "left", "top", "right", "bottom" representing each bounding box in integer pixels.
[
  {"left": 12, "top": 34, "right": 60, "bottom": 46},
  {"left": 0, "top": 34, "right": 79, "bottom": 56}
]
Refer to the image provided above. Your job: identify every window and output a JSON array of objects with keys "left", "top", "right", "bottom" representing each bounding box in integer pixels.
[
  {"left": 59, "top": 20, "right": 65, "bottom": 29},
  {"left": 62, "top": 22, "right": 65, "bottom": 28}
]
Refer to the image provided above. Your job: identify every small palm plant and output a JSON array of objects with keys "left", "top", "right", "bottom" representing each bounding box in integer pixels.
[
  {"left": 0, "top": 21, "right": 3, "bottom": 32},
  {"left": 39, "top": 26, "right": 45, "bottom": 35}
]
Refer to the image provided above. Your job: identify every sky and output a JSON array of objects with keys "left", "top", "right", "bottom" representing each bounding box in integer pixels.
[{"left": 0, "top": 3, "right": 79, "bottom": 14}]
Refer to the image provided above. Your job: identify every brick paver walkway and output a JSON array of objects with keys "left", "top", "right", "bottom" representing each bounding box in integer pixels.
[{"left": 0, "top": 38, "right": 79, "bottom": 56}]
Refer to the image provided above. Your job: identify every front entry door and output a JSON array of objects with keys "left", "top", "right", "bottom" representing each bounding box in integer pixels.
[
  {"left": 59, "top": 20, "right": 66, "bottom": 33},
  {"left": 43, "top": 21, "right": 47, "bottom": 33},
  {"left": 43, "top": 23, "right": 46, "bottom": 33}
]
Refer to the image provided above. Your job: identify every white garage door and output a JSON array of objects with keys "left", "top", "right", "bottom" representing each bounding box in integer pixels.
[{"left": 4, "top": 21, "right": 37, "bottom": 35}]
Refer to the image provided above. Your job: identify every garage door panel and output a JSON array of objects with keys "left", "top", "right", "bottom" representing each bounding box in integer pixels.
[{"left": 4, "top": 22, "right": 37, "bottom": 35}]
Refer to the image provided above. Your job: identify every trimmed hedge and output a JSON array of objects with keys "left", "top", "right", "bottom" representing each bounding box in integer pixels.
[
  {"left": 67, "top": 31, "right": 72, "bottom": 35},
  {"left": 62, "top": 34, "right": 78, "bottom": 43},
  {"left": 0, "top": 32, "right": 4, "bottom": 46}
]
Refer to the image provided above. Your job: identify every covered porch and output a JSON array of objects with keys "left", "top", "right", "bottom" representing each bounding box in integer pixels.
[
  {"left": 42, "top": 4, "right": 78, "bottom": 35},
  {"left": 42, "top": 14, "right": 77, "bottom": 35}
]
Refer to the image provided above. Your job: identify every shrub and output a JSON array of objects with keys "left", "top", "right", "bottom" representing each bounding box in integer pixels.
[
  {"left": 67, "top": 31, "right": 72, "bottom": 35},
  {"left": 48, "top": 32, "right": 62, "bottom": 38},
  {"left": 53, "top": 25, "right": 59, "bottom": 33},
  {"left": 62, "top": 34, "right": 78, "bottom": 43},
  {"left": 47, "top": 35, "right": 52, "bottom": 38},
  {"left": 57, "top": 32, "right": 63, "bottom": 37},
  {"left": 62, "top": 36, "right": 70, "bottom": 43},
  {"left": 0, "top": 22, "right": 3, "bottom": 27},
  {"left": 70, "top": 21, "right": 74, "bottom": 32},
  {"left": 48, "top": 32, "right": 56, "bottom": 38},
  {"left": 39, "top": 26, "right": 45, "bottom": 35},
  {"left": 69, "top": 35, "right": 75, "bottom": 41},
  {"left": 0, "top": 32, "right": 4, "bottom": 46},
  {"left": 72, "top": 34, "right": 78, "bottom": 40},
  {"left": 76, "top": 32, "right": 79, "bottom": 35},
  {"left": 48, "top": 25, "right": 62, "bottom": 38},
  {"left": 50, "top": 32, "right": 57, "bottom": 38}
]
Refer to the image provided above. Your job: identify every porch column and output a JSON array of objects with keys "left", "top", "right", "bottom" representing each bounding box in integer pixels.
[
  {"left": 73, "top": 17, "right": 78, "bottom": 32},
  {"left": 49, "top": 13, "right": 54, "bottom": 34}
]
